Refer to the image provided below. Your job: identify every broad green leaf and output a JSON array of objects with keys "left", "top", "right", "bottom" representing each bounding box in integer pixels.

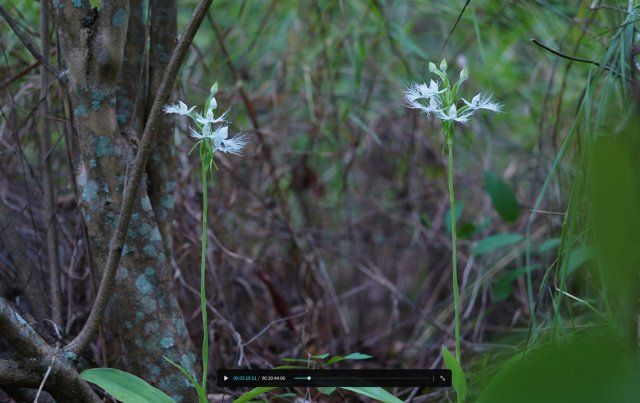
[
  {"left": 79, "top": 368, "right": 175, "bottom": 403},
  {"left": 341, "top": 387, "right": 402, "bottom": 403},
  {"left": 458, "top": 222, "right": 477, "bottom": 239},
  {"left": 484, "top": 171, "right": 520, "bottom": 222},
  {"left": 564, "top": 245, "right": 595, "bottom": 275},
  {"left": 326, "top": 355, "right": 346, "bottom": 365},
  {"left": 442, "top": 345, "right": 467, "bottom": 402},
  {"left": 492, "top": 265, "right": 541, "bottom": 302},
  {"left": 476, "top": 333, "right": 639, "bottom": 403},
  {"left": 234, "top": 387, "right": 276, "bottom": 403},
  {"left": 317, "top": 386, "right": 336, "bottom": 395},
  {"left": 472, "top": 233, "right": 523, "bottom": 256},
  {"left": 538, "top": 237, "right": 561, "bottom": 254},
  {"left": 588, "top": 133, "right": 640, "bottom": 302},
  {"left": 492, "top": 275, "right": 515, "bottom": 302},
  {"left": 326, "top": 352, "right": 373, "bottom": 365},
  {"left": 343, "top": 352, "right": 373, "bottom": 360},
  {"left": 311, "top": 353, "right": 330, "bottom": 359}
]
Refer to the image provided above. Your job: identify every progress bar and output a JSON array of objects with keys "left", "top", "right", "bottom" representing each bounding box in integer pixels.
[{"left": 217, "top": 369, "right": 451, "bottom": 388}]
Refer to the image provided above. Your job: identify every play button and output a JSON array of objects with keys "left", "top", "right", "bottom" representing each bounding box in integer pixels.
[{"left": 224, "top": 376, "right": 228, "bottom": 381}]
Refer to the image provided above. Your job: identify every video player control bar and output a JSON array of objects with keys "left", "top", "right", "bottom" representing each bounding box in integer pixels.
[{"left": 217, "top": 369, "right": 451, "bottom": 387}]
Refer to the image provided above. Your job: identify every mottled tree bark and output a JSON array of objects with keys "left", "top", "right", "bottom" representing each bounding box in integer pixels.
[
  {"left": 147, "top": 0, "right": 178, "bottom": 258},
  {"left": 53, "top": 1, "right": 197, "bottom": 400},
  {"left": 0, "top": 297, "right": 100, "bottom": 402}
]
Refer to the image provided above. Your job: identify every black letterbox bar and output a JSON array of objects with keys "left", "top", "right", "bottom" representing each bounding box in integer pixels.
[{"left": 217, "top": 369, "right": 452, "bottom": 388}]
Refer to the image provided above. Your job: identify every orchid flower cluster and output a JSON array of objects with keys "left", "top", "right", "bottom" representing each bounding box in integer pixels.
[
  {"left": 404, "top": 60, "right": 501, "bottom": 403},
  {"left": 163, "top": 83, "right": 246, "bottom": 402},
  {"left": 164, "top": 82, "right": 247, "bottom": 169},
  {"left": 404, "top": 59, "right": 501, "bottom": 140}
]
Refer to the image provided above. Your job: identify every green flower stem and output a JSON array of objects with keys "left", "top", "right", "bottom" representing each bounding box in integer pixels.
[
  {"left": 200, "top": 157, "right": 209, "bottom": 400},
  {"left": 446, "top": 134, "right": 461, "bottom": 363}
]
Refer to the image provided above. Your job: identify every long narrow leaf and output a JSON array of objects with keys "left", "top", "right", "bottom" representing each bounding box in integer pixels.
[
  {"left": 79, "top": 368, "right": 175, "bottom": 403},
  {"left": 234, "top": 387, "right": 276, "bottom": 403},
  {"left": 341, "top": 386, "right": 402, "bottom": 403},
  {"left": 442, "top": 345, "right": 467, "bottom": 402}
]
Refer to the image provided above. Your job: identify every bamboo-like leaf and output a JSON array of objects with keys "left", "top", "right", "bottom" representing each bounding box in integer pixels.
[
  {"left": 317, "top": 386, "right": 336, "bottom": 395},
  {"left": 341, "top": 386, "right": 402, "bottom": 403},
  {"left": 472, "top": 233, "right": 523, "bottom": 256},
  {"left": 79, "top": 368, "right": 175, "bottom": 403},
  {"left": 484, "top": 171, "right": 520, "bottom": 222},
  {"left": 442, "top": 345, "right": 467, "bottom": 402},
  {"left": 163, "top": 356, "right": 205, "bottom": 399},
  {"left": 326, "top": 352, "right": 373, "bottom": 365},
  {"left": 234, "top": 387, "right": 276, "bottom": 403}
]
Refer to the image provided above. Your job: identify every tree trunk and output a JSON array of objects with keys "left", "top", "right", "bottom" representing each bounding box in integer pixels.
[{"left": 53, "top": 1, "right": 197, "bottom": 400}]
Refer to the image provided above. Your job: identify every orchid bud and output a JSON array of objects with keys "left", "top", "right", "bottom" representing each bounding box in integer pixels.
[
  {"left": 440, "top": 59, "right": 448, "bottom": 71},
  {"left": 459, "top": 68, "right": 468, "bottom": 82}
]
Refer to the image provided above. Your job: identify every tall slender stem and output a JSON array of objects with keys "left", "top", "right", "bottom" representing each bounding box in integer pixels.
[
  {"left": 40, "top": 0, "right": 63, "bottom": 326},
  {"left": 200, "top": 158, "right": 209, "bottom": 398},
  {"left": 447, "top": 137, "right": 461, "bottom": 363}
]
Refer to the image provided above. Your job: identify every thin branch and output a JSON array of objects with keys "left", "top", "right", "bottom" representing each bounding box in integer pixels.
[
  {"left": 0, "top": 3, "right": 62, "bottom": 81},
  {"left": 441, "top": 0, "right": 472, "bottom": 53},
  {"left": 39, "top": 0, "right": 64, "bottom": 327},
  {"left": 64, "top": 0, "right": 215, "bottom": 356},
  {"left": 531, "top": 39, "right": 628, "bottom": 79},
  {"left": 34, "top": 343, "right": 59, "bottom": 401},
  {"left": 531, "top": 38, "right": 601, "bottom": 67},
  {"left": 0, "top": 61, "right": 40, "bottom": 91}
]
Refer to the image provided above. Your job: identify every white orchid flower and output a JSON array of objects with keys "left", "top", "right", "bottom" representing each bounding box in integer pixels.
[
  {"left": 437, "top": 104, "right": 471, "bottom": 124},
  {"left": 404, "top": 62, "right": 501, "bottom": 130},
  {"left": 405, "top": 80, "right": 444, "bottom": 103},
  {"left": 189, "top": 124, "right": 247, "bottom": 155},
  {"left": 189, "top": 123, "right": 212, "bottom": 140},
  {"left": 163, "top": 100, "right": 195, "bottom": 116},
  {"left": 188, "top": 123, "right": 225, "bottom": 140},
  {"left": 164, "top": 83, "right": 247, "bottom": 157},
  {"left": 195, "top": 108, "right": 228, "bottom": 125},
  {"left": 209, "top": 126, "right": 247, "bottom": 155},
  {"left": 462, "top": 93, "right": 502, "bottom": 113},
  {"left": 412, "top": 97, "right": 444, "bottom": 116},
  {"left": 218, "top": 134, "right": 247, "bottom": 155},
  {"left": 402, "top": 61, "right": 501, "bottom": 374},
  {"left": 211, "top": 126, "right": 247, "bottom": 155}
]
